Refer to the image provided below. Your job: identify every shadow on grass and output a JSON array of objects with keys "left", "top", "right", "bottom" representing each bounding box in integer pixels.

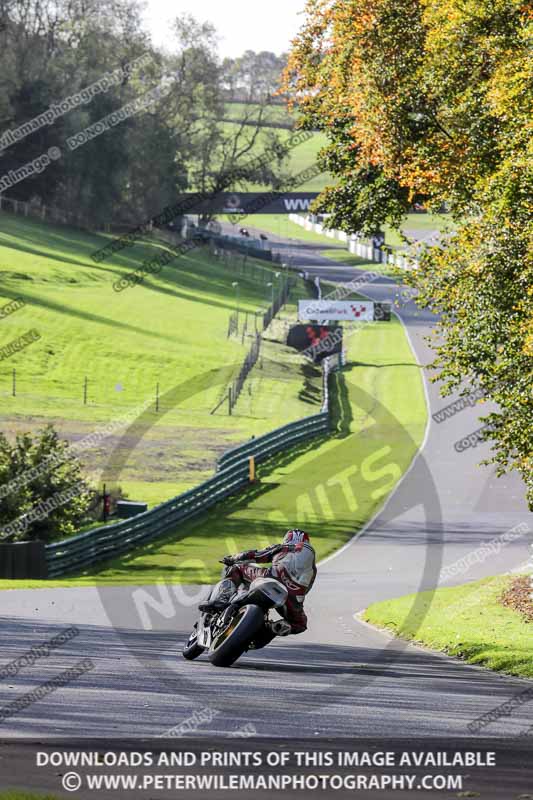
[
  {"left": 5, "top": 288, "right": 178, "bottom": 341},
  {"left": 296, "top": 362, "right": 323, "bottom": 406},
  {"left": 329, "top": 368, "right": 353, "bottom": 439},
  {"left": 345, "top": 360, "right": 424, "bottom": 370},
  {"left": 0, "top": 238, "right": 99, "bottom": 271}
]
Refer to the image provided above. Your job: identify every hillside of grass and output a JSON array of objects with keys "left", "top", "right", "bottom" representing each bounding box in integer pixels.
[
  {"left": 0, "top": 213, "right": 319, "bottom": 505},
  {"left": 364, "top": 575, "right": 533, "bottom": 679},
  {"left": 0, "top": 310, "right": 428, "bottom": 588},
  {"left": 223, "top": 101, "right": 293, "bottom": 128}
]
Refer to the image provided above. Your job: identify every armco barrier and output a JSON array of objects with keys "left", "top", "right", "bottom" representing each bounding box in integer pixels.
[
  {"left": 44, "top": 412, "right": 330, "bottom": 578},
  {"left": 217, "top": 413, "right": 329, "bottom": 473}
]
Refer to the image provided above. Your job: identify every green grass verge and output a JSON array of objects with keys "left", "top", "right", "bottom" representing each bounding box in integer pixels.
[
  {"left": 0, "top": 214, "right": 317, "bottom": 505},
  {"left": 364, "top": 575, "right": 533, "bottom": 679},
  {"left": 0, "top": 214, "right": 276, "bottom": 417},
  {"left": 0, "top": 794, "right": 57, "bottom": 800},
  {"left": 320, "top": 250, "right": 395, "bottom": 276},
  {"left": 0, "top": 313, "right": 427, "bottom": 589},
  {"left": 223, "top": 214, "right": 346, "bottom": 247},
  {"left": 382, "top": 212, "right": 458, "bottom": 248},
  {"left": 246, "top": 212, "right": 457, "bottom": 252}
]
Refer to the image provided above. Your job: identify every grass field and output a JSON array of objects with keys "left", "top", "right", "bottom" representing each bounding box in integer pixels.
[
  {"left": 223, "top": 101, "right": 293, "bottom": 130},
  {"left": 0, "top": 311, "right": 428, "bottom": 588},
  {"left": 0, "top": 213, "right": 318, "bottom": 504},
  {"left": 364, "top": 575, "right": 533, "bottom": 678},
  {"left": 320, "top": 250, "right": 398, "bottom": 277}
]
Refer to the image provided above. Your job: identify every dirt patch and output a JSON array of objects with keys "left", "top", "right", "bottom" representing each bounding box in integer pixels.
[
  {"left": 0, "top": 414, "right": 239, "bottom": 486},
  {"left": 500, "top": 575, "right": 533, "bottom": 623}
]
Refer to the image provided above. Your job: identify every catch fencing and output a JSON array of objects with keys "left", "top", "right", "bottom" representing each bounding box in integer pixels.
[
  {"left": 220, "top": 275, "right": 293, "bottom": 414},
  {"left": 224, "top": 333, "right": 261, "bottom": 415},
  {"left": 262, "top": 278, "right": 291, "bottom": 329},
  {"left": 44, "top": 410, "right": 330, "bottom": 578}
]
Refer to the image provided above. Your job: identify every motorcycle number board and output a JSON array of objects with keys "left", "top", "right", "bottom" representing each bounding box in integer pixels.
[{"left": 298, "top": 300, "right": 374, "bottom": 321}]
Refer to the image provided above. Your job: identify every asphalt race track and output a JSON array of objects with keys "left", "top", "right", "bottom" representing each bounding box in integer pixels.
[{"left": 1, "top": 228, "right": 531, "bottom": 754}]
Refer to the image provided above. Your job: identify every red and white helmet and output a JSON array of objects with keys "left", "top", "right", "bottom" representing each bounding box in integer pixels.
[{"left": 283, "top": 529, "right": 310, "bottom": 546}]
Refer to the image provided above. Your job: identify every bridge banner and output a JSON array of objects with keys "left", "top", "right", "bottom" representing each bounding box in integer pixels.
[{"left": 173, "top": 192, "right": 318, "bottom": 215}]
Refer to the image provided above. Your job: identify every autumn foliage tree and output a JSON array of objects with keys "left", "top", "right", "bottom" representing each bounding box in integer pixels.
[{"left": 283, "top": 0, "right": 532, "bottom": 504}]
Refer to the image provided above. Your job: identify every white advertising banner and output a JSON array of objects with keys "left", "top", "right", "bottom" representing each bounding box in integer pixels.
[{"left": 298, "top": 300, "right": 374, "bottom": 321}]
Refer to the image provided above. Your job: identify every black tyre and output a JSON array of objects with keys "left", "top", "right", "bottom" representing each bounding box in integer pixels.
[
  {"left": 208, "top": 605, "right": 264, "bottom": 667},
  {"left": 182, "top": 626, "right": 205, "bottom": 661}
]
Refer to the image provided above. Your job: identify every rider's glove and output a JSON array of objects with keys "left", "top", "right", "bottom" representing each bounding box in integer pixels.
[{"left": 222, "top": 555, "right": 236, "bottom": 566}]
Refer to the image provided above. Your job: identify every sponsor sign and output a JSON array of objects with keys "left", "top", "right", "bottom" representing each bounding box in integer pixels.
[{"left": 299, "top": 300, "right": 374, "bottom": 321}]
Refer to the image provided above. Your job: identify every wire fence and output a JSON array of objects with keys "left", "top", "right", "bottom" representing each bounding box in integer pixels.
[
  {"left": 216, "top": 275, "right": 293, "bottom": 414},
  {"left": 228, "top": 333, "right": 261, "bottom": 415},
  {"left": 0, "top": 194, "right": 120, "bottom": 233},
  {"left": 0, "top": 368, "right": 171, "bottom": 413},
  {"left": 0, "top": 216, "right": 292, "bottom": 412},
  {"left": 262, "top": 278, "right": 291, "bottom": 329}
]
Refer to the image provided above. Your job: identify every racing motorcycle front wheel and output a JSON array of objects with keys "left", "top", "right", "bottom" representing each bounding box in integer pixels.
[
  {"left": 208, "top": 604, "right": 264, "bottom": 667},
  {"left": 182, "top": 624, "right": 205, "bottom": 660}
]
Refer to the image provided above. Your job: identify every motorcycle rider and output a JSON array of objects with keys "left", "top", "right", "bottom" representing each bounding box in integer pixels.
[{"left": 199, "top": 529, "right": 317, "bottom": 641}]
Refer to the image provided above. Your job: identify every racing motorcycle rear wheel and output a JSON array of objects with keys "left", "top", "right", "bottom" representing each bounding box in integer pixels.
[{"left": 208, "top": 604, "right": 264, "bottom": 667}]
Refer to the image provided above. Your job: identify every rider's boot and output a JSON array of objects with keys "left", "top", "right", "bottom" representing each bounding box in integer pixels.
[
  {"left": 268, "top": 619, "right": 292, "bottom": 637},
  {"left": 249, "top": 619, "right": 292, "bottom": 650}
]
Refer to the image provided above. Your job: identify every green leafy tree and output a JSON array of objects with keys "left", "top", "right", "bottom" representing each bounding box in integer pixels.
[{"left": 0, "top": 425, "right": 92, "bottom": 543}]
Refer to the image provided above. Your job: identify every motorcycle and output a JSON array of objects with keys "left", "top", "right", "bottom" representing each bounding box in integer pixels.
[{"left": 182, "top": 562, "right": 289, "bottom": 668}]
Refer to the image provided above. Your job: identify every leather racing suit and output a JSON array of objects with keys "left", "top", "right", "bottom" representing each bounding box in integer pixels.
[{"left": 226, "top": 542, "right": 317, "bottom": 634}]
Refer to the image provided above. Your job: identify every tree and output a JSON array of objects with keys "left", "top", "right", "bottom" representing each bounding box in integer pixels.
[
  {"left": 283, "top": 0, "right": 532, "bottom": 504},
  {"left": 170, "top": 22, "right": 294, "bottom": 224},
  {"left": 0, "top": 425, "right": 92, "bottom": 543},
  {"left": 0, "top": 4, "right": 295, "bottom": 226},
  {"left": 222, "top": 50, "right": 288, "bottom": 102}
]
